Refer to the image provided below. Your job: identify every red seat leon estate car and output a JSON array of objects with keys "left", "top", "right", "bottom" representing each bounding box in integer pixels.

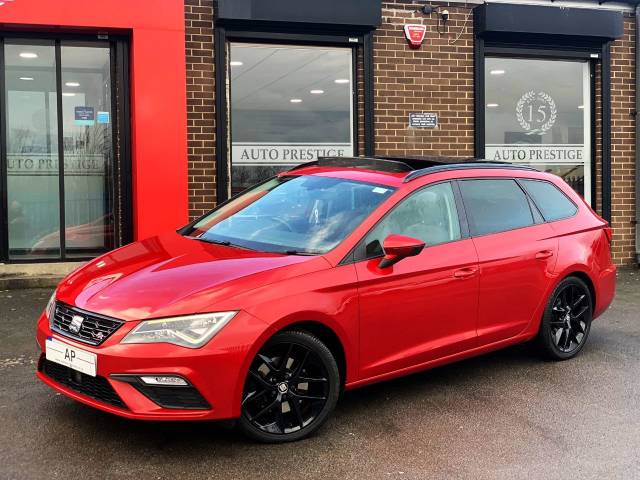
[{"left": 36, "top": 157, "right": 616, "bottom": 442}]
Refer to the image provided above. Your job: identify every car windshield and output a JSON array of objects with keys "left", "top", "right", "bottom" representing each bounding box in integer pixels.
[{"left": 182, "top": 175, "right": 396, "bottom": 254}]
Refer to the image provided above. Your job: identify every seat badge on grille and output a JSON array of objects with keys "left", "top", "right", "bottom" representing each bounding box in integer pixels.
[{"left": 69, "top": 315, "right": 84, "bottom": 334}]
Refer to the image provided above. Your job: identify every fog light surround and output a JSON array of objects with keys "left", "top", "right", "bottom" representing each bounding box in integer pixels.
[{"left": 110, "top": 373, "right": 211, "bottom": 410}]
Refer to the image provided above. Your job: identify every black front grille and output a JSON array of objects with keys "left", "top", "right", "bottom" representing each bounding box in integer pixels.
[
  {"left": 52, "top": 302, "right": 124, "bottom": 346},
  {"left": 131, "top": 383, "right": 211, "bottom": 410},
  {"left": 40, "top": 357, "right": 127, "bottom": 409}
]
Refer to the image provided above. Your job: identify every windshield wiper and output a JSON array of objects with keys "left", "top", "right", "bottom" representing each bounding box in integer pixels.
[
  {"left": 281, "top": 250, "right": 318, "bottom": 256},
  {"left": 192, "top": 237, "right": 257, "bottom": 251},
  {"left": 194, "top": 237, "right": 231, "bottom": 246}
]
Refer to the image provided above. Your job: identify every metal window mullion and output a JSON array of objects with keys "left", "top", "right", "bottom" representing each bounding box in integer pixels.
[
  {"left": 351, "top": 44, "right": 358, "bottom": 156},
  {"left": 363, "top": 32, "right": 375, "bottom": 157},
  {"left": 601, "top": 42, "right": 612, "bottom": 224},
  {"left": 55, "top": 40, "right": 66, "bottom": 260},
  {"left": 214, "top": 26, "right": 229, "bottom": 204},
  {"left": 116, "top": 40, "right": 133, "bottom": 245},
  {"left": 0, "top": 38, "right": 8, "bottom": 261},
  {"left": 109, "top": 41, "right": 119, "bottom": 250}
]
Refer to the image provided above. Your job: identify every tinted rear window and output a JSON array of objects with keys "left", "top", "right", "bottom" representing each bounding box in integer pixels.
[
  {"left": 521, "top": 179, "right": 578, "bottom": 222},
  {"left": 459, "top": 179, "right": 534, "bottom": 236}
]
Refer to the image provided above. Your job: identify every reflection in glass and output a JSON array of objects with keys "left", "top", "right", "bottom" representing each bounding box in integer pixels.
[
  {"left": 61, "top": 43, "right": 114, "bottom": 258},
  {"left": 4, "top": 41, "right": 60, "bottom": 259},
  {"left": 484, "top": 57, "right": 591, "bottom": 203},
  {"left": 229, "top": 43, "right": 354, "bottom": 194}
]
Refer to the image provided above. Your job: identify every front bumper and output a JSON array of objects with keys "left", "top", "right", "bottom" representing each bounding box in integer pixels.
[{"left": 36, "top": 310, "right": 271, "bottom": 421}]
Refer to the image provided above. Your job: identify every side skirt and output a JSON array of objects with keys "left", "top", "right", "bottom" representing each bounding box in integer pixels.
[{"left": 344, "top": 332, "right": 536, "bottom": 391}]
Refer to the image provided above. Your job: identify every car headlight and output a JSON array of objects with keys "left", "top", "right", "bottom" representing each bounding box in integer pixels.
[
  {"left": 45, "top": 292, "right": 56, "bottom": 327},
  {"left": 121, "top": 311, "right": 238, "bottom": 348}
]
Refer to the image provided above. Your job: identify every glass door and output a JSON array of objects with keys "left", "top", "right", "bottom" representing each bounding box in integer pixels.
[
  {"left": 2, "top": 40, "right": 61, "bottom": 259},
  {"left": 60, "top": 43, "right": 114, "bottom": 259},
  {"left": 484, "top": 57, "right": 592, "bottom": 203},
  {"left": 0, "top": 38, "right": 115, "bottom": 261}
]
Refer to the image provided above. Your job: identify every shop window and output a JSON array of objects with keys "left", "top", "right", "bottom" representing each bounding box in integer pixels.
[
  {"left": 2, "top": 39, "right": 116, "bottom": 260},
  {"left": 229, "top": 43, "right": 354, "bottom": 195},
  {"left": 484, "top": 57, "right": 592, "bottom": 203}
]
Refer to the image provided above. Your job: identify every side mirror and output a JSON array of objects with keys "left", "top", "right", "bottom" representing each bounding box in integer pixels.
[{"left": 379, "top": 234, "right": 425, "bottom": 268}]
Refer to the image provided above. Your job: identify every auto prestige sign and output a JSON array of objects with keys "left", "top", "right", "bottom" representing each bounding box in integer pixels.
[
  {"left": 485, "top": 144, "right": 585, "bottom": 163},
  {"left": 232, "top": 143, "right": 354, "bottom": 166},
  {"left": 7, "top": 154, "right": 106, "bottom": 176}
]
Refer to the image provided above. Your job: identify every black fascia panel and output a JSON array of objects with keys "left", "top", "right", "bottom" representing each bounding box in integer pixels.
[
  {"left": 474, "top": 3, "right": 624, "bottom": 41},
  {"left": 217, "top": 0, "right": 382, "bottom": 28}
]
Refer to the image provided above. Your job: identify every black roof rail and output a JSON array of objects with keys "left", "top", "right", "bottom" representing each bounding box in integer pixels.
[
  {"left": 287, "top": 156, "right": 414, "bottom": 173},
  {"left": 403, "top": 162, "right": 539, "bottom": 183},
  {"left": 285, "top": 156, "right": 538, "bottom": 181},
  {"left": 375, "top": 155, "right": 474, "bottom": 170}
]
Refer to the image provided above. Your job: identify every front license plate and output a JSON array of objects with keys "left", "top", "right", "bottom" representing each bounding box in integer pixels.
[{"left": 45, "top": 337, "right": 97, "bottom": 377}]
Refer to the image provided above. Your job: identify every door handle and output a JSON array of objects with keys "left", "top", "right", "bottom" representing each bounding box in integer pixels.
[
  {"left": 535, "top": 250, "right": 554, "bottom": 260},
  {"left": 453, "top": 267, "right": 477, "bottom": 279}
]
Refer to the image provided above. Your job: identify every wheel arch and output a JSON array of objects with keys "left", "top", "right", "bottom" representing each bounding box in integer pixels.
[
  {"left": 277, "top": 320, "right": 347, "bottom": 388},
  {"left": 233, "top": 313, "right": 353, "bottom": 417},
  {"left": 525, "top": 267, "right": 597, "bottom": 339},
  {"left": 553, "top": 267, "right": 597, "bottom": 312},
  {"left": 566, "top": 270, "right": 597, "bottom": 311}
]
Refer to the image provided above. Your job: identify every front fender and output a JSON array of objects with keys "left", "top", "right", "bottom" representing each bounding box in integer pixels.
[{"left": 230, "top": 264, "right": 360, "bottom": 416}]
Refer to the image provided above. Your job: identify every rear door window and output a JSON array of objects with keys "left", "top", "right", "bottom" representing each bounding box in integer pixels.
[
  {"left": 459, "top": 179, "right": 534, "bottom": 236},
  {"left": 520, "top": 179, "right": 578, "bottom": 222}
]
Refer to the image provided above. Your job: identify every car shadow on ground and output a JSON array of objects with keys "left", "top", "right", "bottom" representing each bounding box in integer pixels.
[{"left": 45, "top": 341, "right": 542, "bottom": 451}]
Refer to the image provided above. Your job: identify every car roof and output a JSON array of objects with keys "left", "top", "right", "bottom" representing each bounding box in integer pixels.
[{"left": 281, "top": 156, "right": 539, "bottom": 187}]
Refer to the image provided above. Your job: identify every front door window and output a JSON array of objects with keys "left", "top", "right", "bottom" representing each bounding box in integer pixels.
[{"left": 484, "top": 57, "right": 592, "bottom": 203}]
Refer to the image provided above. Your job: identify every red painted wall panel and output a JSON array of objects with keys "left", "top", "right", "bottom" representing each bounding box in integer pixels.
[{"left": 0, "top": 0, "right": 189, "bottom": 241}]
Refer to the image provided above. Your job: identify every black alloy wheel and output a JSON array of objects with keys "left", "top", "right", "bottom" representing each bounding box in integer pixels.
[
  {"left": 537, "top": 276, "right": 593, "bottom": 360},
  {"left": 239, "top": 330, "right": 340, "bottom": 443}
]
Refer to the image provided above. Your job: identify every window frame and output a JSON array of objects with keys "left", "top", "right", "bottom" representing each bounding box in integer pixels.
[
  {"left": 216, "top": 26, "right": 374, "bottom": 204},
  {"left": 481, "top": 53, "right": 595, "bottom": 206},
  {"left": 345, "top": 180, "right": 469, "bottom": 264},
  {"left": 474, "top": 40, "right": 608, "bottom": 220},
  {"left": 516, "top": 178, "right": 579, "bottom": 223},
  {"left": 227, "top": 41, "right": 356, "bottom": 196},
  {"left": 0, "top": 32, "right": 131, "bottom": 263}
]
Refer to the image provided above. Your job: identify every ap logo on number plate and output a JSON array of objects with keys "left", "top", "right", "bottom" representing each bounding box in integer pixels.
[{"left": 516, "top": 90, "right": 557, "bottom": 136}]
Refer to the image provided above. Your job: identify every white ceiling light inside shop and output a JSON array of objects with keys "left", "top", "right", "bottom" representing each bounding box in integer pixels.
[
  {"left": 4, "top": 44, "right": 110, "bottom": 91},
  {"left": 485, "top": 58, "right": 584, "bottom": 110},
  {"left": 230, "top": 43, "right": 351, "bottom": 112}
]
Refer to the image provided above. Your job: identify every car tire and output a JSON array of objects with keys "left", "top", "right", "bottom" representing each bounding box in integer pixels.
[
  {"left": 239, "top": 330, "right": 340, "bottom": 443},
  {"left": 536, "top": 276, "right": 593, "bottom": 361}
]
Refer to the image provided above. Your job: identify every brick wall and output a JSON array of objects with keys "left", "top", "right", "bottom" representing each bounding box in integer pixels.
[
  {"left": 182, "top": 0, "right": 636, "bottom": 265},
  {"left": 185, "top": 0, "right": 217, "bottom": 220},
  {"left": 609, "top": 14, "right": 636, "bottom": 265},
  {"left": 374, "top": 1, "right": 474, "bottom": 157}
]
